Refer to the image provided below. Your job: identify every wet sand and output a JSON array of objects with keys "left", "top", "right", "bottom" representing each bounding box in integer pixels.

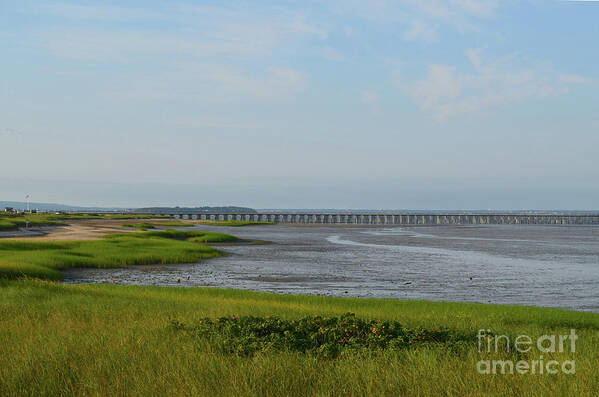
[
  {"left": 62, "top": 223, "right": 599, "bottom": 312},
  {"left": 0, "top": 219, "right": 187, "bottom": 241}
]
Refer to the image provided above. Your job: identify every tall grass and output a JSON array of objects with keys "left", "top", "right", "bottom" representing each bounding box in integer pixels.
[
  {"left": 0, "top": 230, "right": 230, "bottom": 280},
  {"left": 107, "top": 229, "right": 239, "bottom": 242},
  {"left": 0, "top": 215, "right": 64, "bottom": 230},
  {"left": 121, "top": 221, "right": 194, "bottom": 231},
  {"left": 0, "top": 213, "right": 169, "bottom": 231},
  {"left": 1, "top": 222, "right": 597, "bottom": 395},
  {"left": 0, "top": 280, "right": 597, "bottom": 396}
]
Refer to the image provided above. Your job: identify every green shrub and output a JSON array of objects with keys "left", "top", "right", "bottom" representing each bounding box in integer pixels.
[
  {"left": 175, "top": 313, "right": 471, "bottom": 358},
  {"left": 121, "top": 222, "right": 159, "bottom": 231},
  {"left": 121, "top": 222, "right": 194, "bottom": 231}
]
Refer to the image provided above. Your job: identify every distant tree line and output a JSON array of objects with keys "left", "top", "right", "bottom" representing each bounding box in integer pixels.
[{"left": 135, "top": 206, "right": 257, "bottom": 214}]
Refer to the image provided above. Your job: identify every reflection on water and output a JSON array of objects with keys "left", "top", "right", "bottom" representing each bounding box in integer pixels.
[{"left": 62, "top": 224, "right": 599, "bottom": 312}]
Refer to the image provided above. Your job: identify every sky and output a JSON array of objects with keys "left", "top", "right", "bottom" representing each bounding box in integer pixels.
[{"left": 1, "top": 0, "right": 598, "bottom": 209}]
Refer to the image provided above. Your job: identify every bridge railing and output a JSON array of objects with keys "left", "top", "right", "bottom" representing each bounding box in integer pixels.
[{"left": 161, "top": 213, "right": 599, "bottom": 225}]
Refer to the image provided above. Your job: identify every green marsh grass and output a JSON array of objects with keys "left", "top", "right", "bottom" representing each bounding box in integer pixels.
[
  {"left": 109, "top": 229, "right": 239, "bottom": 243},
  {"left": 0, "top": 215, "right": 64, "bottom": 231},
  {"left": 0, "top": 230, "right": 230, "bottom": 280},
  {"left": 0, "top": 213, "right": 168, "bottom": 231},
  {"left": 121, "top": 221, "right": 194, "bottom": 231},
  {"left": 1, "top": 224, "right": 597, "bottom": 395},
  {"left": 0, "top": 281, "right": 597, "bottom": 396}
]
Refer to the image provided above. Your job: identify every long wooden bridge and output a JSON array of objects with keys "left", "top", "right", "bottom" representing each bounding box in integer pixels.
[{"left": 150, "top": 212, "right": 599, "bottom": 225}]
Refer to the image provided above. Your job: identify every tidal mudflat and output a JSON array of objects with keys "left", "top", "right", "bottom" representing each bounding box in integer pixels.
[{"left": 62, "top": 224, "right": 599, "bottom": 312}]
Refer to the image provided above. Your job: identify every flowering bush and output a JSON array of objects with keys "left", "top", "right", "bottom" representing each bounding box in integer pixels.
[{"left": 172, "top": 313, "right": 470, "bottom": 358}]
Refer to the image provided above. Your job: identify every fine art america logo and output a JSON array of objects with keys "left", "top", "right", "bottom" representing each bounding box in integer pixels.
[{"left": 477, "top": 329, "right": 577, "bottom": 375}]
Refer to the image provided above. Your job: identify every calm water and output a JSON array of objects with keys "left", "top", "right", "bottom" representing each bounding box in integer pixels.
[{"left": 62, "top": 224, "right": 599, "bottom": 312}]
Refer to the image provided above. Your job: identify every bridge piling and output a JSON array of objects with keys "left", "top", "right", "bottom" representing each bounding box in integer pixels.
[{"left": 162, "top": 212, "right": 598, "bottom": 225}]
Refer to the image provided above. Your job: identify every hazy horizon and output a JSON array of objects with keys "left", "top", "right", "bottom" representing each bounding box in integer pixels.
[
  {"left": 2, "top": 1, "right": 598, "bottom": 209},
  {"left": 2, "top": 175, "right": 598, "bottom": 210}
]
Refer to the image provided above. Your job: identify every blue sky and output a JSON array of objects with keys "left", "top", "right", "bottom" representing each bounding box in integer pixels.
[{"left": 1, "top": 1, "right": 598, "bottom": 209}]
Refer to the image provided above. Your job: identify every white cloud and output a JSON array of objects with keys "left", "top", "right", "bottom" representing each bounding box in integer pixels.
[
  {"left": 33, "top": 4, "right": 327, "bottom": 62},
  {"left": 449, "top": 0, "right": 497, "bottom": 17},
  {"left": 322, "top": 47, "right": 348, "bottom": 62},
  {"left": 361, "top": 90, "right": 380, "bottom": 105},
  {"left": 413, "top": 65, "right": 461, "bottom": 111},
  {"left": 267, "top": 67, "right": 306, "bottom": 94},
  {"left": 332, "top": 0, "right": 498, "bottom": 40},
  {"left": 31, "top": 2, "right": 163, "bottom": 21},
  {"left": 38, "top": 30, "right": 265, "bottom": 61},
  {"left": 37, "top": 21, "right": 309, "bottom": 62},
  {"left": 25, "top": 3, "right": 321, "bottom": 106},
  {"left": 408, "top": 0, "right": 498, "bottom": 23},
  {"left": 33, "top": 2, "right": 329, "bottom": 43},
  {"left": 559, "top": 74, "right": 593, "bottom": 84},
  {"left": 288, "top": 15, "right": 328, "bottom": 40},
  {"left": 175, "top": 5, "right": 328, "bottom": 42},
  {"left": 465, "top": 48, "right": 483, "bottom": 70},
  {"left": 411, "top": 51, "right": 586, "bottom": 120},
  {"left": 403, "top": 20, "right": 437, "bottom": 42},
  {"left": 108, "top": 64, "right": 306, "bottom": 103}
]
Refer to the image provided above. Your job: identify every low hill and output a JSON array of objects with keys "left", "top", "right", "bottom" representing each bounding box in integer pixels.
[{"left": 135, "top": 206, "right": 257, "bottom": 213}]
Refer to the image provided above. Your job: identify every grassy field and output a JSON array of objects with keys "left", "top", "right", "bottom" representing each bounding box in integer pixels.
[
  {"left": 0, "top": 280, "right": 597, "bottom": 396},
  {"left": 0, "top": 213, "right": 168, "bottom": 231},
  {"left": 0, "top": 214, "right": 65, "bottom": 231},
  {"left": 1, "top": 225, "right": 597, "bottom": 395},
  {"left": 117, "top": 229, "right": 240, "bottom": 243},
  {"left": 0, "top": 214, "right": 272, "bottom": 231},
  {"left": 0, "top": 230, "right": 234, "bottom": 280}
]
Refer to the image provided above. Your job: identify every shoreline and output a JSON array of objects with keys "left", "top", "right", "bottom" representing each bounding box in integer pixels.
[
  {"left": 0, "top": 218, "right": 187, "bottom": 241},
  {"left": 58, "top": 273, "right": 599, "bottom": 314},
  {"left": 3, "top": 220, "right": 599, "bottom": 313}
]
